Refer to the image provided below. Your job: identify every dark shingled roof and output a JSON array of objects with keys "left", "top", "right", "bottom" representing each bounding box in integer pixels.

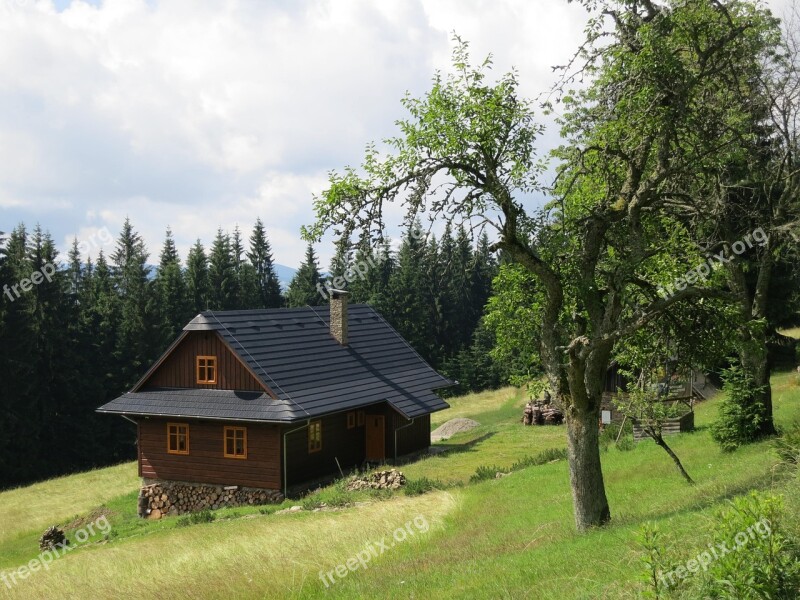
[{"left": 97, "top": 304, "right": 452, "bottom": 423}]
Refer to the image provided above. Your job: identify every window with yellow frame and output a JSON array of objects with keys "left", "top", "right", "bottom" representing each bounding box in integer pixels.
[
  {"left": 224, "top": 426, "right": 247, "bottom": 459},
  {"left": 308, "top": 420, "right": 322, "bottom": 453},
  {"left": 167, "top": 423, "right": 190, "bottom": 455},
  {"left": 196, "top": 355, "right": 217, "bottom": 384}
]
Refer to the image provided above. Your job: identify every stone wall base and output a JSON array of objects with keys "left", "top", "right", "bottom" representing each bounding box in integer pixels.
[{"left": 139, "top": 479, "right": 284, "bottom": 519}]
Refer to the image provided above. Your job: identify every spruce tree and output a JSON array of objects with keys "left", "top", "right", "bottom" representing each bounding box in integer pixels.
[
  {"left": 186, "top": 239, "right": 210, "bottom": 313},
  {"left": 247, "top": 219, "right": 282, "bottom": 308},
  {"left": 285, "top": 242, "right": 323, "bottom": 307}
]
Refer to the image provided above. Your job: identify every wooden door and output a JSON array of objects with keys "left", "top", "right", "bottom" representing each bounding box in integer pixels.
[{"left": 365, "top": 415, "right": 385, "bottom": 461}]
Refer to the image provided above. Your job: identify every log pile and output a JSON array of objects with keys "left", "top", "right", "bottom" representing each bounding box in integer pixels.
[
  {"left": 39, "top": 526, "right": 68, "bottom": 551},
  {"left": 139, "top": 481, "right": 284, "bottom": 519},
  {"left": 346, "top": 469, "right": 406, "bottom": 491},
  {"left": 522, "top": 400, "right": 564, "bottom": 426}
]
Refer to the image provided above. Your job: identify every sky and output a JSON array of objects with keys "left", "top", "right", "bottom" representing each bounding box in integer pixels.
[{"left": 0, "top": 0, "right": 794, "bottom": 268}]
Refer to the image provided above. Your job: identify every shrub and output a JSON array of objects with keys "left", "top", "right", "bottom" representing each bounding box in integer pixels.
[
  {"left": 470, "top": 465, "right": 506, "bottom": 483},
  {"left": 176, "top": 510, "right": 216, "bottom": 527},
  {"left": 600, "top": 420, "right": 633, "bottom": 452},
  {"left": 774, "top": 422, "right": 800, "bottom": 467},
  {"left": 301, "top": 496, "right": 324, "bottom": 511},
  {"left": 615, "top": 435, "right": 635, "bottom": 452},
  {"left": 711, "top": 364, "right": 767, "bottom": 452},
  {"left": 697, "top": 493, "right": 800, "bottom": 598}
]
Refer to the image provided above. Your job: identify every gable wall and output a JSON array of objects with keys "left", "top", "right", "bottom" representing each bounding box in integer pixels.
[{"left": 142, "top": 330, "right": 266, "bottom": 392}]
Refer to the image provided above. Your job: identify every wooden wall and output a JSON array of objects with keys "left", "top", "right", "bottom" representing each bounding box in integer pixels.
[
  {"left": 138, "top": 418, "right": 281, "bottom": 489},
  {"left": 394, "top": 413, "right": 431, "bottom": 456},
  {"left": 142, "top": 331, "right": 266, "bottom": 392}
]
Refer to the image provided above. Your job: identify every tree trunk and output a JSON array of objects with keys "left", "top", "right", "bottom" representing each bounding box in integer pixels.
[
  {"left": 740, "top": 339, "right": 777, "bottom": 437},
  {"left": 650, "top": 430, "right": 695, "bottom": 485},
  {"left": 565, "top": 404, "right": 611, "bottom": 530}
]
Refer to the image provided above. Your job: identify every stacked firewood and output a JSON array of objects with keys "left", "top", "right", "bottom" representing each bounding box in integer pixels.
[
  {"left": 346, "top": 469, "right": 406, "bottom": 491},
  {"left": 522, "top": 400, "right": 564, "bottom": 426},
  {"left": 39, "top": 526, "right": 68, "bottom": 551},
  {"left": 139, "top": 482, "right": 284, "bottom": 519}
]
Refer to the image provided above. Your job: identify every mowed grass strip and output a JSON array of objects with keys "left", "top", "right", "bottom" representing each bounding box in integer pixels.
[{"left": 0, "top": 491, "right": 458, "bottom": 599}]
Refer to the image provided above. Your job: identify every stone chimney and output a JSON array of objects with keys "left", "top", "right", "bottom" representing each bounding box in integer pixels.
[{"left": 329, "top": 289, "right": 349, "bottom": 346}]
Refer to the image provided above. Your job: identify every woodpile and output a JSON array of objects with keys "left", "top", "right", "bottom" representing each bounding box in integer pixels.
[
  {"left": 522, "top": 400, "right": 564, "bottom": 426},
  {"left": 39, "top": 526, "right": 68, "bottom": 551},
  {"left": 139, "top": 481, "right": 284, "bottom": 519},
  {"left": 346, "top": 469, "right": 406, "bottom": 491}
]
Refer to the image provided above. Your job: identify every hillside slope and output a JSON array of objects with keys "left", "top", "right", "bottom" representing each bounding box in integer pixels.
[{"left": 1, "top": 376, "right": 799, "bottom": 599}]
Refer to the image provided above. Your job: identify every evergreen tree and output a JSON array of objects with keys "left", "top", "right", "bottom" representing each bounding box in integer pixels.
[
  {"left": 154, "top": 228, "right": 190, "bottom": 346},
  {"left": 186, "top": 239, "right": 210, "bottom": 313},
  {"left": 111, "top": 218, "right": 155, "bottom": 388},
  {"left": 285, "top": 242, "right": 323, "bottom": 307},
  {"left": 247, "top": 219, "right": 282, "bottom": 308},
  {"left": 208, "top": 229, "right": 237, "bottom": 310}
]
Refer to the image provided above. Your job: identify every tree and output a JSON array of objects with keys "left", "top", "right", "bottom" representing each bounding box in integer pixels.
[
  {"left": 186, "top": 239, "right": 210, "bottom": 313},
  {"left": 285, "top": 242, "right": 323, "bottom": 307},
  {"left": 247, "top": 219, "right": 282, "bottom": 308},
  {"left": 153, "top": 228, "right": 190, "bottom": 346},
  {"left": 208, "top": 229, "right": 237, "bottom": 310},
  {"left": 304, "top": 9, "right": 780, "bottom": 530}
]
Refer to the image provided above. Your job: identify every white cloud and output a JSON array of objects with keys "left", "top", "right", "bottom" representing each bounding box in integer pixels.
[{"left": 0, "top": 0, "right": 792, "bottom": 267}]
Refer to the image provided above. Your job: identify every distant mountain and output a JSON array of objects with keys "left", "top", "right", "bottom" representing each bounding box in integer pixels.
[{"left": 274, "top": 264, "right": 296, "bottom": 291}]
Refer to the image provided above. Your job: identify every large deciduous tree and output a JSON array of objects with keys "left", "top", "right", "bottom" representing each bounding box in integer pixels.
[{"left": 304, "top": 0, "right": 780, "bottom": 530}]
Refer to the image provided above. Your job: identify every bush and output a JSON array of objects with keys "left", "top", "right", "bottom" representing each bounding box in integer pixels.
[
  {"left": 774, "top": 422, "right": 800, "bottom": 466},
  {"left": 639, "top": 492, "right": 800, "bottom": 599},
  {"left": 697, "top": 493, "right": 800, "bottom": 599},
  {"left": 600, "top": 420, "right": 633, "bottom": 452},
  {"left": 176, "top": 510, "right": 216, "bottom": 527},
  {"left": 711, "top": 364, "right": 767, "bottom": 452},
  {"left": 301, "top": 496, "right": 324, "bottom": 511},
  {"left": 615, "top": 435, "right": 635, "bottom": 452},
  {"left": 470, "top": 465, "right": 506, "bottom": 483}
]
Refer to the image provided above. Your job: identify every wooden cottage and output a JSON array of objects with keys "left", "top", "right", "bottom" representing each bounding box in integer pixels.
[{"left": 97, "top": 292, "right": 451, "bottom": 513}]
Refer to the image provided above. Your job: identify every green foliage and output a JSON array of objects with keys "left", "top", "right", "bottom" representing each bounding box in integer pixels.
[
  {"left": 285, "top": 242, "right": 323, "bottom": 307},
  {"left": 403, "top": 477, "right": 442, "bottom": 496},
  {"left": 599, "top": 420, "right": 633, "bottom": 452},
  {"left": 712, "top": 364, "right": 768, "bottom": 451},
  {"left": 616, "top": 435, "right": 636, "bottom": 452},
  {"left": 176, "top": 510, "right": 216, "bottom": 527},
  {"left": 698, "top": 493, "right": 800, "bottom": 599},
  {"left": 638, "top": 522, "right": 670, "bottom": 599},
  {"left": 774, "top": 422, "right": 800, "bottom": 467},
  {"left": 470, "top": 448, "right": 568, "bottom": 482}
]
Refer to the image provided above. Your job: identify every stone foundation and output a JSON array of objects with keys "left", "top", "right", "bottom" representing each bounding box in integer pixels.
[{"left": 139, "top": 480, "right": 284, "bottom": 519}]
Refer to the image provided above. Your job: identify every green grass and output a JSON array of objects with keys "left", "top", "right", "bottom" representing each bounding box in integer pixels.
[
  {"left": 779, "top": 326, "right": 800, "bottom": 339},
  {"left": 1, "top": 375, "right": 799, "bottom": 599}
]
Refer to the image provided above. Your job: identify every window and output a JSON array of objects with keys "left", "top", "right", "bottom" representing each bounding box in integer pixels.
[
  {"left": 167, "top": 423, "right": 190, "bottom": 455},
  {"left": 357, "top": 411, "right": 365, "bottom": 427},
  {"left": 347, "top": 412, "right": 356, "bottom": 429},
  {"left": 224, "top": 426, "right": 247, "bottom": 459},
  {"left": 308, "top": 420, "right": 322, "bottom": 453},
  {"left": 196, "top": 355, "right": 217, "bottom": 384}
]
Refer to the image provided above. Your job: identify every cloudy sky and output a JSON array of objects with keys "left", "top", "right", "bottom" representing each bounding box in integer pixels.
[{"left": 0, "top": 0, "right": 793, "bottom": 268}]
